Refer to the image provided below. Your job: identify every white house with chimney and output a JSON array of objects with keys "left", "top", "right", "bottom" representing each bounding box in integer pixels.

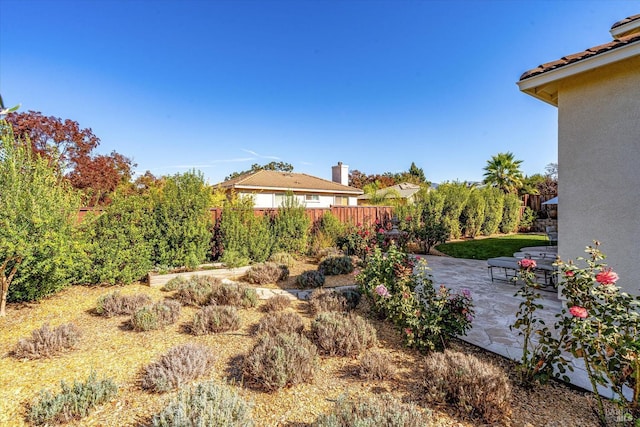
[{"left": 216, "top": 162, "right": 363, "bottom": 208}]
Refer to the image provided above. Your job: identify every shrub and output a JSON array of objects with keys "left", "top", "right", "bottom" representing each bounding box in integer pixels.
[
  {"left": 318, "top": 256, "right": 354, "bottom": 276},
  {"left": 460, "top": 189, "right": 486, "bottom": 238},
  {"left": 519, "top": 206, "right": 537, "bottom": 231},
  {"left": 95, "top": 292, "right": 152, "bottom": 317},
  {"left": 151, "top": 171, "right": 212, "bottom": 269},
  {"left": 438, "top": 182, "right": 471, "bottom": 239},
  {"left": 174, "top": 276, "right": 221, "bottom": 307},
  {"left": 312, "top": 395, "right": 430, "bottom": 427},
  {"left": 261, "top": 294, "right": 291, "bottom": 312},
  {"left": 481, "top": 187, "right": 504, "bottom": 235},
  {"left": 271, "top": 194, "right": 310, "bottom": 254},
  {"left": 500, "top": 193, "right": 521, "bottom": 233},
  {"left": 14, "top": 323, "right": 81, "bottom": 359},
  {"left": 243, "top": 333, "right": 317, "bottom": 391},
  {"left": 297, "top": 270, "right": 325, "bottom": 288},
  {"left": 255, "top": 312, "right": 304, "bottom": 337},
  {"left": 268, "top": 252, "right": 295, "bottom": 268},
  {"left": 141, "top": 343, "right": 215, "bottom": 393},
  {"left": 210, "top": 283, "right": 258, "bottom": 308},
  {"left": 220, "top": 250, "right": 251, "bottom": 268},
  {"left": 357, "top": 246, "right": 473, "bottom": 352},
  {"left": 27, "top": 372, "right": 118, "bottom": 425},
  {"left": 161, "top": 276, "right": 188, "bottom": 291},
  {"left": 308, "top": 289, "right": 347, "bottom": 315},
  {"left": 358, "top": 349, "right": 395, "bottom": 380},
  {"left": 131, "top": 300, "right": 182, "bottom": 332},
  {"left": 151, "top": 380, "right": 253, "bottom": 427},
  {"left": 311, "top": 312, "right": 377, "bottom": 357},
  {"left": 79, "top": 192, "right": 155, "bottom": 286},
  {"left": 423, "top": 350, "right": 511, "bottom": 424},
  {"left": 314, "top": 247, "right": 343, "bottom": 263},
  {"left": 245, "top": 262, "right": 288, "bottom": 285},
  {"left": 191, "top": 306, "right": 240, "bottom": 335},
  {"left": 340, "top": 289, "right": 361, "bottom": 310}
]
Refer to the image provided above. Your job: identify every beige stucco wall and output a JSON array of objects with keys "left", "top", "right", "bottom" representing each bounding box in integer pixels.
[{"left": 557, "top": 55, "right": 640, "bottom": 296}]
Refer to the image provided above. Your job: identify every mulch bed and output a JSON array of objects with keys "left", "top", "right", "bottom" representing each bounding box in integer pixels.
[{"left": 0, "top": 259, "right": 606, "bottom": 426}]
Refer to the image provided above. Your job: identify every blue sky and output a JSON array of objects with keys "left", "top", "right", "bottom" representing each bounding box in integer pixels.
[{"left": 1, "top": 1, "right": 637, "bottom": 185}]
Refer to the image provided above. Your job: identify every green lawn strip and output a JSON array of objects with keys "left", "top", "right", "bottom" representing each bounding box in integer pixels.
[{"left": 435, "top": 234, "right": 550, "bottom": 260}]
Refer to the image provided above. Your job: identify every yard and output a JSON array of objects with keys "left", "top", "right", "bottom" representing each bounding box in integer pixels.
[
  {"left": 435, "top": 233, "right": 551, "bottom": 260},
  {"left": 0, "top": 257, "right": 606, "bottom": 427}
]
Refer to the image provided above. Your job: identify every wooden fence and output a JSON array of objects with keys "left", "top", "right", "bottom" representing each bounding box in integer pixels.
[
  {"left": 79, "top": 205, "right": 395, "bottom": 227},
  {"left": 207, "top": 206, "right": 394, "bottom": 227}
]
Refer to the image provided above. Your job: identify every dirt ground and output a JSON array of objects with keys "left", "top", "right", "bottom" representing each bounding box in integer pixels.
[{"left": 0, "top": 259, "right": 606, "bottom": 426}]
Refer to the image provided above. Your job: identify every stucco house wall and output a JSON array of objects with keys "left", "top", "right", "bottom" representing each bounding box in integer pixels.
[
  {"left": 240, "top": 192, "right": 354, "bottom": 208},
  {"left": 557, "top": 56, "right": 640, "bottom": 296}
]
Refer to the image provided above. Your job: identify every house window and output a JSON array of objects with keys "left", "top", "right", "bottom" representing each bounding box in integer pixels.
[
  {"left": 305, "top": 194, "right": 320, "bottom": 203},
  {"left": 334, "top": 196, "right": 348, "bottom": 206},
  {"left": 274, "top": 194, "right": 286, "bottom": 207}
]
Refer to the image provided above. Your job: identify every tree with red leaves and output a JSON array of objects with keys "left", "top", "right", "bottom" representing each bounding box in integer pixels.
[{"left": 6, "top": 111, "right": 134, "bottom": 205}]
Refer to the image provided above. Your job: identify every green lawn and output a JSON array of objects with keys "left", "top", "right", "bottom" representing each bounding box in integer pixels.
[{"left": 435, "top": 234, "right": 551, "bottom": 260}]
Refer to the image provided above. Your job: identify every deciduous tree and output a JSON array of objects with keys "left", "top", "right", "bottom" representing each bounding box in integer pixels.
[{"left": 225, "top": 161, "right": 294, "bottom": 181}]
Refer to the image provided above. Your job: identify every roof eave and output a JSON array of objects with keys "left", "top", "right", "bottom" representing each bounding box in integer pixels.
[
  {"left": 517, "top": 42, "right": 640, "bottom": 107},
  {"left": 229, "top": 184, "right": 363, "bottom": 195}
]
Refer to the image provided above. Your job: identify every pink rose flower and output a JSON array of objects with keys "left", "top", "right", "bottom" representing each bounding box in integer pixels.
[
  {"left": 564, "top": 270, "right": 574, "bottom": 277},
  {"left": 518, "top": 258, "right": 537, "bottom": 269},
  {"left": 569, "top": 306, "right": 588, "bottom": 319},
  {"left": 596, "top": 268, "right": 619, "bottom": 286},
  {"left": 461, "top": 289, "right": 471, "bottom": 299},
  {"left": 375, "top": 285, "right": 390, "bottom": 298}
]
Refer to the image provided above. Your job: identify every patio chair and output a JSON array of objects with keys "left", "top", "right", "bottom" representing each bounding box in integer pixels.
[{"left": 546, "top": 225, "right": 558, "bottom": 246}]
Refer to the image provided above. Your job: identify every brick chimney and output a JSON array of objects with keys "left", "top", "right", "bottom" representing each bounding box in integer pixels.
[{"left": 332, "top": 162, "right": 349, "bottom": 186}]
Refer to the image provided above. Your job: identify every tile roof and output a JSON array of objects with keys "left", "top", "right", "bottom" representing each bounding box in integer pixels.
[
  {"left": 217, "top": 170, "right": 363, "bottom": 195},
  {"left": 519, "top": 31, "right": 640, "bottom": 81},
  {"left": 612, "top": 14, "right": 640, "bottom": 30}
]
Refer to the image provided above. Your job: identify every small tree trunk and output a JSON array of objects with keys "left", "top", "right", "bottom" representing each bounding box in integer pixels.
[{"left": 0, "top": 277, "right": 7, "bottom": 317}]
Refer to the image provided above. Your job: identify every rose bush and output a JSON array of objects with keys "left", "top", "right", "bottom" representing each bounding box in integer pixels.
[{"left": 357, "top": 245, "right": 473, "bottom": 352}]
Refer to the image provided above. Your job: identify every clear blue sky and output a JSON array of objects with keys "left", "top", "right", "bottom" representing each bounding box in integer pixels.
[{"left": 1, "top": 1, "right": 637, "bottom": 185}]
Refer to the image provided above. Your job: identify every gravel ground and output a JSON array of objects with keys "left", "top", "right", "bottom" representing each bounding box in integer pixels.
[{"left": 0, "top": 259, "right": 608, "bottom": 426}]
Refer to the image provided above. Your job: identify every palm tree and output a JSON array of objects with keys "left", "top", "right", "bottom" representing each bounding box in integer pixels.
[{"left": 482, "top": 152, "right": 524, "bottom": 194}]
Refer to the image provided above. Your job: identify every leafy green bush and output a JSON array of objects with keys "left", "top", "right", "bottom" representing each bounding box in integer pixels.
[
  {"left": 461, "top": 189, "right": 486, "bottom": 238},
  {"left": 151, "top": 171, "right": 212, "bottom": 269},
  {"left": 95, "top": 292, "right": 152, "bottom": 317},
  {"left": 141, "top": 343, "right": 215, "bottom": 393},
  {"left": 423, "top": 350, "right": 511, "bottom": 424},
  {"left": 161, "top": 276, "right": 188, "bottom": 291},
  {"left": 481, "top": 187, "right": 504, "bottom": 235},
  {"left": 312, "top": 395, "right": 430, "bottom": 427},
  {"left": 438, "top": 182, "right": 471, "bottom": 239},
  {"left": 27, "top": 372, "right": 118, "bottom": 425},
  {"left": 79, "top": 192, "right": 155, "bottom": 285},
  {"left": 297, "top": 270, "right": 325, "bottom": 288},
  {"left": 261, "top": 294, "right": 291, "bottom": 312},
  {"left": 218, "top": 197, "right": 273, "bottom": 263},
  {"left": 308, "top": 289, "right": 347, "bottom": 315},
  {"left": 243, "top": 333, "right": 318, "bottom": 391},
  {"left": 191, "top": 306, "right": 240, "bottom": 335},
  {"left": 254, "top": 312, "right": 304, "bottom": 337},
  {"left": 130, "top": 300, "right": 181, "bottom": 332},
  {"left": 245, "top": 262, "right": 288, "bottom": 284},
  {"left": 314, "top": 247, "right": 344, "bottom": 263},
  {"left": 311, "top": 312, "right": 377, "bottom": 357},
  {"left": 519, "top": 206, "right": 537, "bottom": 231},
  {"left": 151, "top": 381, "right": 253, "bottom": 427},
  {"left": 500, "top": 193, "right": 521, "bottom": 233},
  {"left": 2, "top": 125, "right": 82, "bottom": 306},
  {"left": 271, "top": 194, "right": 310, "bottom": 254},
  {"left": 358, "top": 349, "right": 395, "bottom": 380},
  {"left": 14, "top": 323, "right": 81, "bottom": 359},
  {"left": 318, "top": 256, "right": 354, "bottom": 276}
]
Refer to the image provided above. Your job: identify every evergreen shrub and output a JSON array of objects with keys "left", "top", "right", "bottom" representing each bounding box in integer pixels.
[
  {"left": 141, "top": 343, "right": 215, "bottom": 393},
  {"left": 254, "top": 312, "right": 304, "bottom": 337},
  {"left": 318, "top": 256, "right": 354, "bottom": 276},
  {"left": 297, "top": 270, "right": 325, "bottom": 288},
  {"left": 311, "top": 312, "right": 377, "bottom": 357},
  {"left": 14, "top": 323, "right": 81, "bottom": 359},
  {"left": 95, "top": 292, "right": 152, "bottom": 317},
  {"left": 191, "top": 306, "right": 240, "bottom": 335}
]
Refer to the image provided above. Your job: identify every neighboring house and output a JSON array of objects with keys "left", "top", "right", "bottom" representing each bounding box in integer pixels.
[
  {"left": 518, "top": 14, "right": 640, "bottom": 296},
  {"left": 358, "top": 182, "right": 424, "bottom": 205},
  {"left": 216, "top": 162, "right": 363, "bottom": 208}
]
